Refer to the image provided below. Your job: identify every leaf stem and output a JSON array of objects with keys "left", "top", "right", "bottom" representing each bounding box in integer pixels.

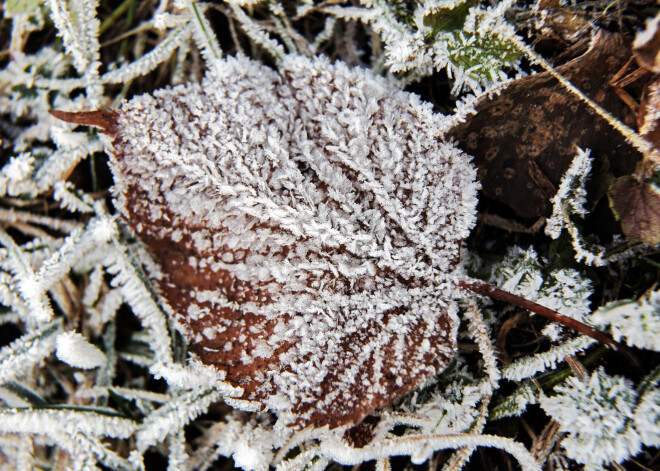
[{"left": 457, "top": 278, "right": 639, "bottom": 366}]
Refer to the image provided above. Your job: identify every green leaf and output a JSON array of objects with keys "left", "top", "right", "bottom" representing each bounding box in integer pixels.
[{"left": 423, "top": 1, "right": 476, "bottom": 34}]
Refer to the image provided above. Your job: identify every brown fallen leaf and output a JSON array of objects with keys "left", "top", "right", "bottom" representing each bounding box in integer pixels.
[
  {"left": 608, "top": 175, "right": 660, "bottom": 245},
  {"left": 527, "top": 0, "right": 591, "bottom": 42},
  {"left": 449, "top": 31, "right": 641, "bottom": 219},
  {"left": 98, "top": 56, "right": 472, "bottom": 430}
]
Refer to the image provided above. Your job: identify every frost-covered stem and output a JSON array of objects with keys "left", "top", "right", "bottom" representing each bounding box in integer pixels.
[
  {"left": 271, "top": 14, "right": 299, "bottom": 55},
  {"left": 227, "top": 2, "right": 286, "bottom": 61},
  {"left": 269, "top": 2, "right": 310, "bottom": 56},
  {"left": 443, "top": 80, "right": 511, "bottom": 133},
  {"left": 172, "top": 35, "right": 191, "bottom": 84},
  {"left": 310, "top": 16, "right": 336, "bottom": 55},
  {"left": 46, "top": 0, "right": 101, "bottom": 75},
  {"left": 189, "top": 2, "right": 222, "bottom": 63},
  {"left": 167, "top": 428, "right": 188, "bottom": 471},
  {"left": 458, "top": 279, "right": 632, "bottom": 357},
  {"left": 545, "top": 148, "right": 609, "bottom": 266},
  {"left": 47, "top": 0, "right": 103, "bottom": 101},
  {"left": 101, "top": 23, "right": 192, "bottom": 84},
  {"left": 501, "top": 337, "right": 599, "bottom": 383},
  {"left": 69, "top": 431, "right": 140, "bottom": 471},
  {"left": 33, "top": 76, "right": 87, "bottom": 94},
  {"left": 136, "top": 388, "right": 223, "bottom": 451},
  {"left": 500, "top": 30, "right": 651, "bottom": 158},
  {"left": 107, "top": 241, "right": 174, "bottom": 365},
  {"left": 9, "top": 15, "right": 28, "bottom": 53},
  {"left": 442, "top": 300, "right": 499, "bottom": 471},
  {"left": 17, "top": 435, "right": 33, "bottom": 471},
  {"left": 96, "top": 320, "right": 117, "bottom": 395},
  {"left": 0, "top": 229, "right": 54, "bottom": 325},
  {"left": 465, "top": 300, "right": 500, "bottom": 389},
  {"left": 0, "top": 319, "right": 62, "bottom": 383},
  {"left": 0, "top": 408, "right": 137, "bottom": 438},
  {"left": 0, "top": 207, "right": 83, "bottom": 233},
  {"left": 563, "top": 219, "right": 607, "bottom": 266},
  {"left": 320, "top": 433, "right": 540, "bottom": 471}
]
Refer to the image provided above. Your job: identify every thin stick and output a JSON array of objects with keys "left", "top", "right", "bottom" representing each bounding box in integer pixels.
[{"left": 457, "top": 279, "right": 639, "bottom": 366}]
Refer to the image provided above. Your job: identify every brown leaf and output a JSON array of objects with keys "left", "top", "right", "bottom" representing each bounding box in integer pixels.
[
  {"left": 608, "top": 176, "right": 660, "bottom": 245},
  {"left": 449, "top": 31, "right": 641, "bottom": 219},
  {"left": 109, "top": 55, "right": 476, "bottom": 429}
]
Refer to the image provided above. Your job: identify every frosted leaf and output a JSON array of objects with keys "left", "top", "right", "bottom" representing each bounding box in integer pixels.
[
  {"left": 107, "top": 54, "right": 479, "bottom": 428},
  {"left": 327, "top": 1, "right": 521, "bottom": 93},
  {"left": 634, "top": 388, "right": 660, "bottom": 447},
  {"left": 591, "top": 289, "right": 660, "bottom": 352},
  {"left": 540, "top": 368, "right": 642, "bottom": 468},
  {"left": 55, "top": 331, "right": 106, "bottom": 369},
  {"left": 490, "top": 247, "right": 593, "bottom": 324}
]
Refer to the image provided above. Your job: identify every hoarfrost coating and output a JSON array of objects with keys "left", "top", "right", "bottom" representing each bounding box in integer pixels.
[{"left": 108, "top": 54, "right": 480, "bottom": 428}]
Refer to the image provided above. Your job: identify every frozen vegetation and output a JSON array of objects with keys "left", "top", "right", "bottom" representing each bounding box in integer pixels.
[{"left": 0, "top": 1, "right": 657, "bottom": 470}]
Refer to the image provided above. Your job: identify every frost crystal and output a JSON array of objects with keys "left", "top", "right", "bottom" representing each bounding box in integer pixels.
[{"left": 109, "top": 54, "right": 479, "bottom": 428}]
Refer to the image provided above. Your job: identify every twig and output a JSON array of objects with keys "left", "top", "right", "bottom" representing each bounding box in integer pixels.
[{"left": 457, "top": 279, "right": 639, "bottom": 367}]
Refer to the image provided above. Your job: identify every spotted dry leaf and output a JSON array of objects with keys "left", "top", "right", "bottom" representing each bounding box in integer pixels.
[
  {"left": 449, "top": 31, "right": 640, "bottom": 219},
  {"left": 104, "top": 55, "right": 479, "bottom": 428},
  {"left": 608, "top": 176, "right": 660, "bottom": 245}
]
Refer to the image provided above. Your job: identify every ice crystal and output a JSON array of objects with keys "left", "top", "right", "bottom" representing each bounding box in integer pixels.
[{"left": 109, "top": 53, "right": 479, "bottom": 428}]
